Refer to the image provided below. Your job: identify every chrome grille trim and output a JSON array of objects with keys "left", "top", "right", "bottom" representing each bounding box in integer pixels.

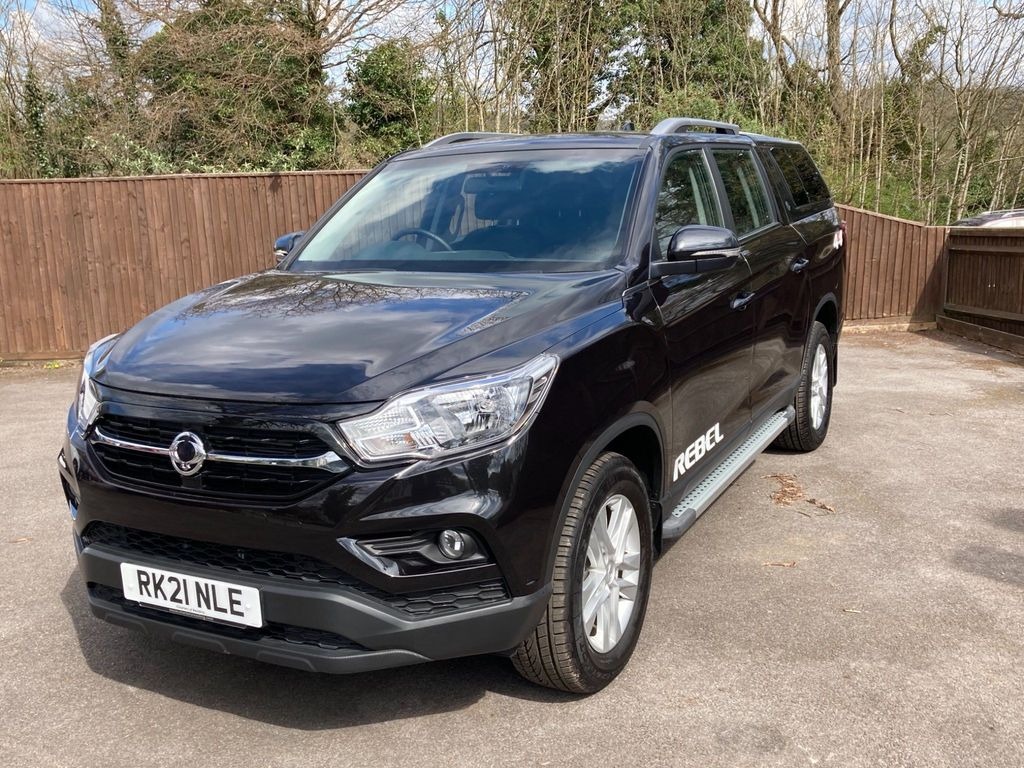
[{"left": 91, "top": 426, "right": 349, "bottom": 474}]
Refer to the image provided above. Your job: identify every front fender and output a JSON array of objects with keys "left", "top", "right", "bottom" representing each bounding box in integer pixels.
[{"left": 511, "top": 309, "right": 671, "bottom": 588}]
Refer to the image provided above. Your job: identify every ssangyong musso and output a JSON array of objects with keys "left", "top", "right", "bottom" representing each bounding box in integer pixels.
[{"left": 59, "top": 118, "right": 845, "bottom": 692}]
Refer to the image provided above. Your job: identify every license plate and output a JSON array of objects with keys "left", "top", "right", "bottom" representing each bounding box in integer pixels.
[{"left": 120, "top": 563, "right": 263, "bottom": 628}]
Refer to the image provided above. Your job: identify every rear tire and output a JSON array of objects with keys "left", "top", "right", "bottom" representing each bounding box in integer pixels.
[
  {"left": 775, "top": 320, "right": 833, "bottom": 452},
  {"left": 512, "top": 452, "right": 653, "bottom": 693}
]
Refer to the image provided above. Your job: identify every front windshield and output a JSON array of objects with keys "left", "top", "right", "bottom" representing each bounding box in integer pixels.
[{"left": 288, "top": 149, "right": 643, "bottom": 274}]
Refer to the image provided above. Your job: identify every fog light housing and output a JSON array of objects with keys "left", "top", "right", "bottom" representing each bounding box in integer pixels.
[
  {"left": 341, "top": 529, "right": 490, "bottom": 576},
  {"left": 438, "top": 529, "right": 469, "bottom": 560}
]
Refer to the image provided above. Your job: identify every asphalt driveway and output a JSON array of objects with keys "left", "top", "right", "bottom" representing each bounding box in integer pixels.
[{"left": 1, "top": 331, "right": 1022, "bottom": 767}]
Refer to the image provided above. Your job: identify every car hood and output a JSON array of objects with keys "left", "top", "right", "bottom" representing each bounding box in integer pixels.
[{"left": 96, "top": 270, "right": 624, "bottom": 403}]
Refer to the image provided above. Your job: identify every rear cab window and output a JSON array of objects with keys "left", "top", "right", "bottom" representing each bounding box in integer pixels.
[
  {"left": 765, "top": 144, "right": 832, "bottom": 218},
  {"left": 711, "top": 149, "right": 777, "bottom": 237}
]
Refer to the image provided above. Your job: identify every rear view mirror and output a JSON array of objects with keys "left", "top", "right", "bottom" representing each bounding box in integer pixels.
[
  {"left": 273, "top": 231, "right": 306, "bottom": 263},
  {"left": 651, "top": 225, "right": 740, "bottom": 278}
]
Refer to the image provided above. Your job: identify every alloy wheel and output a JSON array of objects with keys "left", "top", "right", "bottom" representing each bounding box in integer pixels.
[
  {"left": 810, "top": 343, "right": 829, "bottom": 430},
  {"left": 582, "top": 493, "right": 642, "bottom": 653}
]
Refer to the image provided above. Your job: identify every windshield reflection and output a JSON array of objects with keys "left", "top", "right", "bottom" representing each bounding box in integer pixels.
[{"left": 289, "top": 149, "right": 643, "bottom": 274}]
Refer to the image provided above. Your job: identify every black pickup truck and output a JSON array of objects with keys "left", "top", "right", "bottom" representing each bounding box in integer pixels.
[{"left": 59, "top": 118, "right": 844, "bottom": 693}]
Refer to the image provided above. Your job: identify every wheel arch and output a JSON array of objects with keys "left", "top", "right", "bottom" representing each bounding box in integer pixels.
[
  {"left": 812, "top": 292, "right": 840, "bottom": 384},
  {"left": 813, "top": 293, "right": 840, "bottom": 337},
  {"left": 541, "top": 406, "right": 666, "bottom": 583}
]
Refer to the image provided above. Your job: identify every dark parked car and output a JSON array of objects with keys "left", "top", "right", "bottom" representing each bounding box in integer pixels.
[{"left": 60, "top": 118, "right": 845, "bottom": 692}]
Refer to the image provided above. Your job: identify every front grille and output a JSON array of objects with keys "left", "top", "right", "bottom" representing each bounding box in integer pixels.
[
  {"left": 99, "top": 415, "right": 328, "bottom": 459},
  {"left": 92, "top": 443, "right": 333, "bottom": 499},
  {"left": 90, "top": 415, "right": 340, "bottom": 501},
  {"left": 83, "top": 522, "right": 511, "bottom": 618},
  {"left": 90, "top": 584, "right": 366, "bottom": 652},
  {"left": 83, "top": 521, "right": 361, "bottom": 587}
]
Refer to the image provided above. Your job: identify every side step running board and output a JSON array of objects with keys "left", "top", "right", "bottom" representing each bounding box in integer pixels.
[{"left": 662, "top": 406, "right": 795, "bottom": 539}]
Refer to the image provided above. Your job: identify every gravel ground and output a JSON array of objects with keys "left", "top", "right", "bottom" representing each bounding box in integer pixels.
[{"left": 1, "top": 331, "right": 1021, "bottom": 767}]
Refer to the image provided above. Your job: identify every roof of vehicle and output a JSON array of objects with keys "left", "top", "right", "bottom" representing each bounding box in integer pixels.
[
  {"left": 409, "top": 133, "right": 658, "bottom": 157},
  {"left": 952, "top": 209, "right": 1024, "bottom": 227},
  {"left": 397, "top": 125, "right": 802, "bottom": 161}
]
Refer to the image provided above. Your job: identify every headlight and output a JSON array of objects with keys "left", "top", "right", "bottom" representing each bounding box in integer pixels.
[
  {"left": 76, "top": 371, "right": 100, "bottom": 431},
  {"left": 75, "top": 334, "right": 119, "bottom": 431},
  {"left": 339, "top": 354, "right": 558, "bottom": 463}
]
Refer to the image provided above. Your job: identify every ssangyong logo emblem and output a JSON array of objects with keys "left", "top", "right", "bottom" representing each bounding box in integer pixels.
[{"left": 169, "top": 432, "right": 207, "bottom": 476}]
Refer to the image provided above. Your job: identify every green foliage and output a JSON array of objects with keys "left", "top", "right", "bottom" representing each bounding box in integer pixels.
[
  {"left": 1, "top": 0, "right": 1022, "bottom": 226},
  {"left": 96, "top": 0, "right": 133, "bottom": 87},
  {"left": 615, "top": 0, "right": 763, "bottom": 129},
  {"left": 519, "top": 0, "right": 622, "bottom": 132},
  {"left": 23, "top": 66, "right": 55, "bottom": 177},
  {"left": 345, "top": 40, "right": 434, "bottom": 162},
  {"left": 0, "top": 110, "right": 19, "bottom": 177},
  {"left": 137, "top": 0, "right": 338, "bottom": 171}
]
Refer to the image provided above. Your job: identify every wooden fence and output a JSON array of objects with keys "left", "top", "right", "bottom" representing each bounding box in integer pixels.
[
  {"left": 0, "top": 171, "right": 365, "bottom": 359},
  {"left": 1, "top": 174, "right": 947, "bottom": 360},
  {"left": 835, "top": 205, "right": 947, "bottom": 324},
  {"left": 938, "top": 227, "right": 1024, "bottom": 354}
]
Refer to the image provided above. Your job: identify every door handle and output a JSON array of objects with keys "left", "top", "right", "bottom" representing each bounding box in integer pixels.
[
  {"left": 730, "top": 291, "right": 756, "bottom": 311},
  {"left": 790, "top": 257, "right": 810, "bottom": 273}
]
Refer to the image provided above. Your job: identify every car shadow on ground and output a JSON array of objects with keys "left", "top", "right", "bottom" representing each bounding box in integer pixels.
[{"left": 60, "top": 571, "right": 578, "bottom": 730}]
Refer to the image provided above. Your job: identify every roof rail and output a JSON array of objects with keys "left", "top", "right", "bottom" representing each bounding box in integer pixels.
[
  {"left": 651, "top": 118, "right": 740, "bottom": 136},
  {"left": 424, "top": 132, "right": 519, "bottom": 147}
]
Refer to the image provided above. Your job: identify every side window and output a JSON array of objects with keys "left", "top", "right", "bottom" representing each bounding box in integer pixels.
[
  {"left": 769, "top": 144, "right": 831, "bottom": 212},
  {"left": 712, "top": 149, "right": 776, "bottom": 237},
  {"left": 654, "top": 151, "right": 722, "bottom": 256}
]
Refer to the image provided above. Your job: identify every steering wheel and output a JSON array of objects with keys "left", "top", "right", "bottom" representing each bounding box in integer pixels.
[{"left": 390, "top": 228, "right": 453, "bottom": 252}]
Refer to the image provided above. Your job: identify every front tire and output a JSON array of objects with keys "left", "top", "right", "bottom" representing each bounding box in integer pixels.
[
  {"left": 512, "top": 452, "right": 653, "bottom": 693},
  {"left": 775, "top": 320, "right": 834, "bottom": 452}
]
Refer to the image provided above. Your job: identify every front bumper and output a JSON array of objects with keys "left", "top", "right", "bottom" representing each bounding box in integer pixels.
[
  {"left": 58, "top": 378, "right": 586, "bottom": 673},
  {"left": 79, "top": 540, "right": 550, "bottom": 673}
]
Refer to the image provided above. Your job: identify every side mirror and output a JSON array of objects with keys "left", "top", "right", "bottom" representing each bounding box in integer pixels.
[
  {"left": 273, "top": 231, "right": 306, "bottom": 263},
  {"left": 651, "top": 225, "right": 740, "bottom": 278}
]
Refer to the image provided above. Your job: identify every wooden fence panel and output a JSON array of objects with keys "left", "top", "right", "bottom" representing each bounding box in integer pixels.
[
  {"left": 0, "top": 176, "right": 949, "bottom": 359},
  {"left": 0, "top": 171, "right": 365, "bottom": 359},
  {"left": 943, "top": 228, "right": 1024, "bottom": 338},
  {"left": 835, "top": 205, "right": 946, "bottom": 324}
]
